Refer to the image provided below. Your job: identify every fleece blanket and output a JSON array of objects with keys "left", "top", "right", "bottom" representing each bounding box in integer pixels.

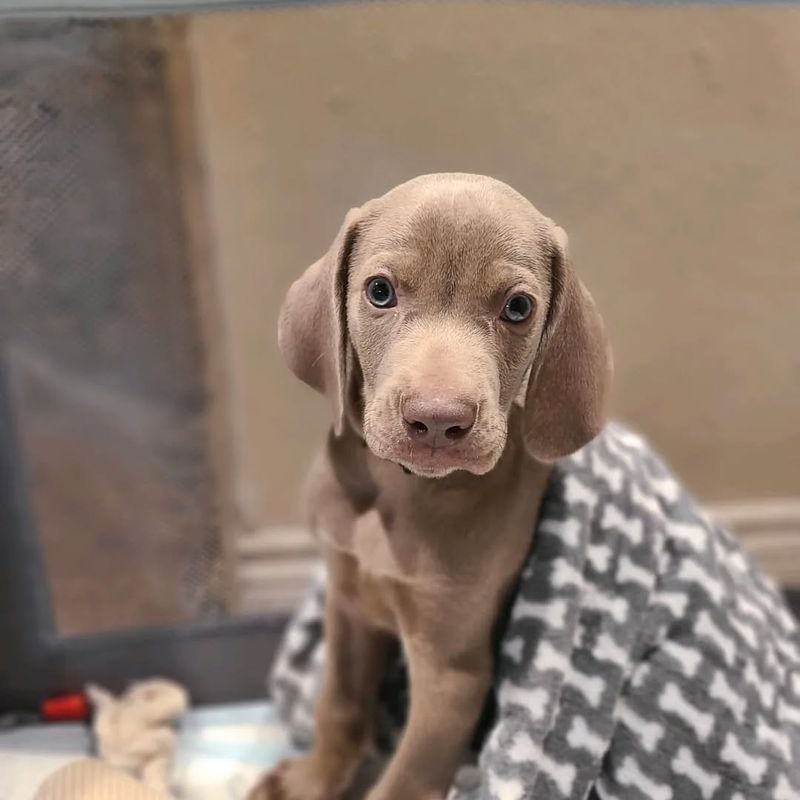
[{"left": 269, "top": 423, "right": 800, "bottom": 800}]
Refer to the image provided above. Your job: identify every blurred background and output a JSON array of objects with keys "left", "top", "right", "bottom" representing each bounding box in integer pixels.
[{"left": 1, "top": 1, "right": 799, "bottom": 703}]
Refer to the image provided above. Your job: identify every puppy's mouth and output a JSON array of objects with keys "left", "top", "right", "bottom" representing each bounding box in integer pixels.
[
  {"left": 399, "top": 460, "right": 488, "bottom": 478},
  {"left": 363, "top": 397, "right": 506, "bottom": 478},
  {"left": 371, "top": 440, "right": 500, "bottom": 478}
]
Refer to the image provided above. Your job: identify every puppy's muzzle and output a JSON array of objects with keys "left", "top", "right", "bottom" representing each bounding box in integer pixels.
[{"left": 401, "top": 394, "right": 477, "bottom": 448}]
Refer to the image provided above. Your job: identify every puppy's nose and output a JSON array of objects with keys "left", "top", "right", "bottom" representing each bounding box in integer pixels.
[{"left": 401, "top": 395, "right": 477, "bottom": 445}]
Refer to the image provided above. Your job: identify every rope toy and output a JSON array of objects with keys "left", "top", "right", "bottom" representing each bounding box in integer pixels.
[{"left": 86, "top": 678, "right": 189, "bottom": 796}]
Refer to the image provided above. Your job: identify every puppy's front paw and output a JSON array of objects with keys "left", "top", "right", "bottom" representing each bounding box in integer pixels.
[
  {"left": 246, "top": 761, "right": 287, "bottom": 800},
  {"left": 246, "top": 756, "right": 346, "bottom": 800}
]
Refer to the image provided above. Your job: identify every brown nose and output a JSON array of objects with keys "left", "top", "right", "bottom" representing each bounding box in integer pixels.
[{"left": 401, "top": 395, "right": 477, "bottom": 446}]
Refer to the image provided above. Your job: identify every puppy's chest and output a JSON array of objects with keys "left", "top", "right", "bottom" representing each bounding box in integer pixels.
[
  {"left": 345, "top": 495, "right": 492, "bottom": 584},
  {"left": 345, "top": 506, "right": 459, "bottom": 634},
  {"left": 348, "top": 507, "right": 421, "bottom": 581},
  {"left": 329, "top": 508, "right": 420, "bottom": 634}
]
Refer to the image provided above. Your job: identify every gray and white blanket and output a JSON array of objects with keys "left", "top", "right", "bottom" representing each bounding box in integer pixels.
[{"left": 269, "top": 424, "right": 800, "bottom": 800}]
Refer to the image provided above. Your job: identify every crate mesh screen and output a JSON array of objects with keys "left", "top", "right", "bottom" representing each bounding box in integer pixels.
[{"left": 0, "top": 20, "right": 228, "bottom": 636}]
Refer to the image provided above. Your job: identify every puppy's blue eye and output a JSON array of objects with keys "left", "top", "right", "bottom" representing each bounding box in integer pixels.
[
  {"left": 501, "top": 294, "right": 533, "bottom": 323},
  {"left": 366, "top": 277, "right": 397, "bottom": 308}
]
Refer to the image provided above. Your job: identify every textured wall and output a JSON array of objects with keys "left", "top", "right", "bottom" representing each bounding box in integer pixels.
[{"left": 188, "top": 2, "right": 800, "bottom": 530}]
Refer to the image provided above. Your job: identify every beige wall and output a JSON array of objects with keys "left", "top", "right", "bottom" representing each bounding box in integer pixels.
[{"left": 188, "top": 2, "right": 800, "bottom": 535}]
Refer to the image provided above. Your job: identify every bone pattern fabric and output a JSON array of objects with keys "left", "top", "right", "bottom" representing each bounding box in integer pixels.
[{"left": 269, "top": 424, "right": 800, "bottom": 800}]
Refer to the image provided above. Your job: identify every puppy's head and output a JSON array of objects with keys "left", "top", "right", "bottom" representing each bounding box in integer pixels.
[{"left": 279, "top": 174, "right": 611, "bottom": 477}]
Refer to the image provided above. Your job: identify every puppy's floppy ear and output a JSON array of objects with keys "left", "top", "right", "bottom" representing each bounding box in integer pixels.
[
  {"left": 523, "top": 225, "right": 612, "bottom": 462},
  {"left": 278, "top": 207, "right": 364, "bottom": 435}
]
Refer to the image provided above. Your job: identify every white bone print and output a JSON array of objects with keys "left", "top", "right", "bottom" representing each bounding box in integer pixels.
[
  {"left": 744, "top": 659, "right": 776, "bottom": 709},
  {"left": 775, "top": 775, "right": 800, "bottom": 800},
  {"left": 720, "top": 732, "right": 768, "bottom": 784},
  {"left": 594, "top": 633, "right": 628, "bottom": 667},
  {"left": 678, "top": 562, "right": 725, "bottom": 604},
  {"left": 588, "top": 543, "right": 613, "bottom": 573},
  {"left": 551, "top": 559, "right": 583, "bottom": 589},
  {"left": 630, "top": 480, "right": 662, "bottom": 516},
  {"left": 709, "top": 671, "right": 747, "bottom": 724},
  {"left": 652, "top": 591, "right": 689, "bottom": 619},
  {"left": 600, "top": 504, "right": 643, "bottom": 545},
  {"left": 509, "top": 732, "right": 576, "bottom": 797},
  {"left": 671, "top": 747, "right": 720, "bottom": 800},
  {"left": 582, "top": 588, "right": 630, "bottom": 624},
  {"left": 729, "top": 613, "right": 758, "bottom": 650},
  {"left": 538, "top": 517, "right": 581, "bottom": 548},
  {"left": 617, "top": 700, "right": 665, "bottom": 752},
  {"left": 695, "top": 611, "right": 736, "bottom": 666},
  {"left": 756, "top": 716, "right": 792, "bottom": 761},
  {"left": 498, "top": 683, "right": 549, "bottom": 722},
  {"left": 564, "top": 474, "right": 599, "bottom": 509},
  {"left": 661, "top": 641, "right": 703, "bottom": 677},
  {"left": 616, "top": 757, "right": 673, "bottom": 800},
  {"left": 616, "top": 554, "right": 654, "bottom": 589},
  {"left": 658, "top": 683, "right": 715, "bottom": 742},
  {"left": 671, "top": 522, "right": 708, "bottom": 553},
  {"left": 514, "top": 597, "right": 568, "bottom": 628},
  {"left": 591, "top": 449, "right": 624, "bottom": 492},
  {"left": 535, "top": 640, "right": 569, "bottom": 675},
  {"left": 777, "top": 698, "right": 800, "bottom": 727},
  {"left": 565, "top": 665, "right": 606, "bottom": 707},
  {"left": 566, "top": 715, "right": 605, "bottom": 758},
  {"left": 502, "top": 636, "right": 524, "bottom": 664},
  {"left": 488, "top": 773, "right": 525, "bottom": 800}
]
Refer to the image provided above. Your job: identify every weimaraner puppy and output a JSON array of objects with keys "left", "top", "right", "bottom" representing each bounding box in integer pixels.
[{"left": 249, "top": 173, "right": 612, "bottom": 800}]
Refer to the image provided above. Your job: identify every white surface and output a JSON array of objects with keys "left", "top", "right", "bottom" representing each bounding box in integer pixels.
[
  {"left": 0, "top": 723, "right": 90, "bottom": 800},
  {"left": 0, "top": 701, "right": 293, "bottom": 800}
]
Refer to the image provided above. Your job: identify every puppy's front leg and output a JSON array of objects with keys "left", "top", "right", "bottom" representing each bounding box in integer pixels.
[
  {"left": 249, "top": 550, "right": 390, "bottom": 800},
  {"left": 366, "top": 592, "right": 493, "bottom": 800}
]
